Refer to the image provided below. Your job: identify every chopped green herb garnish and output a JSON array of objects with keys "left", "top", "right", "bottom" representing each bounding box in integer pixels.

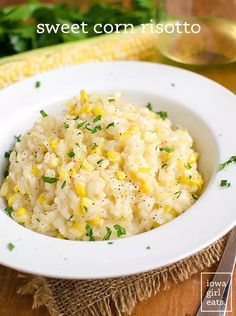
[
  {"left": 85, "top": 123, "right": 102, "bottom": 134},
  {"left": 192, "top": 194, "right": 199, "bottom": 200},
  {"left": 97, "top": 159, "right": 104, "bottom": 164},
  {"left": 185, "top": 163, "right": 192, "bottom": 170},
  {"left": 67, "top": 151, "right": 75, "bottom": 158},
  {"left": 35, "top": 81, "right": 41, "bottom": 88},
  {"left": 162, "top": 163, "right": 167, "bottom": 168},
  {"left": 68, "top": 215, "right": 73, "bottom": 221},
  {"left": 75, "top": 143, "right": 80, "bottom": 148},
  {"left": 86, "top": 224, "right": 95, "bottom": 241},
  {"left": 189, "top": 175, "right": 192, "bottom": 179},
  {"left": 175, "top": 191, "right": 182, "bottom": 199},
  {"left": 5, "top": 207, "right": 13, "bottom": 217},
  {"left": 103, "top": 227, "right": 112, "bottom": 240},
  {"left": 8, "top": 243, "right": 15, "bottom": 251},
  {"left": 36, "top": 218, "right": 40, "bottom": 222},
  {"left": 61, "top": 180, "right": 66, "bottom": 189},
  {"left": 4, "top": 151, "right": 11, "bottom": 159},
  {"left": 42, "top": 176, "right": 58, "bottom": 184},
  {"left": 106, "top": 122, "right": 115, "bottom": 129},
  {"left": 77, "top": 121, "right": 87, "bottom": 128},
  {"left": 73, "top": 116, "right": 79, "bottom": 120},
  {"left": 219, "top": 156, "right": 236, "bottom": 171},
  {"left": 108, "top": 98, "right": 115, "bottom": 102},
  {"left": 93, "top": 115, "right": 102, "bottom": 123},
  {"left": 114, "top": 224, "right": 126, "bottom": 237},
  {"left": 107, "top": 241, "right": 114, "bottom": 244},
  {"left": 146, "top": 102, "right": 152, "bottom": 111},
  {"left": 83, "top": 206, "right": 88, "bottom": 212},
  {"left": 64, "top": 122, "right": 69, "bottom": 129},
  {"left": 220, "top": 180, "right": 230, "bottom": 188},
  {"left": 160, "top": 147, "right": 174, "bottom": 153},
  {"left": 156, "top": 111, "right": 168, "bottom": 120},
  {"left": 40, "top": 110, "right": 47, "bottom": 118},
  {"left": 15, "top": 135, "right": 21, "bottom": 142}
]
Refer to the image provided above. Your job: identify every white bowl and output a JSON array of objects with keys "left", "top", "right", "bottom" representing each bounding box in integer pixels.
[{"left": 0, "top": 62, "right": 235, "bottom": 279}]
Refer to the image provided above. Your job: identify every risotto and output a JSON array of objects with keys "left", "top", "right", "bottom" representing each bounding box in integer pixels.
[{"left": 0, "top": 91, "right": 203, "bottom": 241}]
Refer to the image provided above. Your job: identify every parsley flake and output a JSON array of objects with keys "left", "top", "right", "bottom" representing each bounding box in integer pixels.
[
  {"left": 106, "top": 122, "right": 115, "bottom": 129},
  {"left": 114, "top": 224, "right": 126, "bottom": 237},
  {"left": 220, "top": 180, "right": 230, "bottom": 188},
  {"left": 42, "top": 176, "right": 58, "bottom": 184},
  {"left": 192, "top": 194, "right": 199, "bottom": 200},
  {"left": 185, "top": 163, "right": 192, "bottom": 170},
  {"left": 5, "top": 207, "right": 13, "bottom": 217},
  {"left": 146, "top": 102, "right": 152, "bottom": 111},
  {"left": 4, "top": 151, "right": 11, "bottom": 159},
  {"left": 93, "top": 115, "right": 102, "bottom": 123},
  {"left": 35, "top": 81, "right": 41, "bottom": 88},
  {"left": 175, "top": 191, "right": 182, "bottom": 199},
  {"left": 64, "top": 122, "right": 69, "bottom": 129},
  {"left": 15, "top": 135, "right": 21, "bottom": 142},
  {"left": 77, "top": 121, "right": 87, "bottom": 128},
  {"left": 61, "top": 180, "right": 66, "bottom": 189},
  {"left": 75, "top": 143, "right": 80, "bottom": 148},
  {"left": 160, "top": 147, "right": 174, "bottom": 153},
  {"left": 97, "top": 159, "right": 104, "bottom": 164},
  {"left": 156, "top": 111, "right": 168, "bottom": 120},
  {"left": 219, "top": 156, "right": 236, "bottom": 171},
  {"left": 67, "top": 151, "right": 75, "bottom": 158},
  {"left": 40, "top": 110, "right": 47, "bottom": 118},
  {"left": 103, "top": 227, "right": 112, "bottom": 240},
  {"left": 8, "top": 243, "right": 15, "bottom": 251},
  {"left": 86, "top": 224, "right": 95, "bottom": 241}
]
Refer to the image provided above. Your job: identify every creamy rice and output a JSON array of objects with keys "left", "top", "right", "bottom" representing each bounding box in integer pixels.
[{"left": 0, "top": 91, "right": 203, "bottom": 241}]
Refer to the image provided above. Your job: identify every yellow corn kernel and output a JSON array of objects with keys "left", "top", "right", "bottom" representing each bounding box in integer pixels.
[
  {"left": 16, "top": 207, "right": 27, "bottom": 217},
  {"left": 152, "top": 222, "right": 160, "bottom": 229},
  {"left": 164, "top": 205, "right": 172, "bottom": 213},
  {"left": 69, "top": 167, "right": 77, "bottom": 177},
  {"left": 79, "top": 103, "right": 92, "bottom": 115},
  {"left": 72, "top": 221, "right": 82, "bottom": 230},
  {"left": 139, "top": 166, "right": 151, "bottom": 173},
  {"left": 188, "top": 153, "right": 198, "bottom": 164},
  {"left": 140, "top": 182, "right": 152, "bottom": 194},
  {"left": 160, "top": 152, "right": 172, "bottom": 163},
  {"left": 87, "top": 215, "right": 100, "bottom": 226},
  {"left": 32, "top": 165, "right": 39, "bottom": 176},
  {"left": 75, "top": 182, "right": 87, "bottom": 197},
  {"left": 93, "top": 105, "right": 104, "bottom": 116},
  {"left": 81, "top": 159, "right": 94, "bottom": 172},
  {"left": 59, "top": 168, "right": 68, "bottom": 180},
  {"left": 80, "top": 90, "right": 88, "bottom": 103},
  {"left": 66, "top": 101, "right": 76, "bottom": 111},
  {"left": 115, "top": 170, "right": 126, "bottom": 181},
  {"left": 48, "top": 157, "right": 60, "bottom": 169},
  {"left": 0, "top": 182, "right": 9, "bottom": 197},
  {"left": 37, "top": 193, "right": 47, "bottom": 204},
  {"left": 50, "top": 138, "right": 58, "bottom": 151},
  {"left": 13, "top": 185, "right": 19, "bottom": 193},
  {"left": 8, "top": 195, "right": 15, "bottom": 207},
  {"left": 80, "top": 197, "right": 93, "bottom": 208},
  {"left": 119, "top": 125, "right": 137, "bottom": 143},
  {"left": 56, "top": 232, "right": 64, "bottom": 239},
  {"left": 177, "top": 160, "right": 185, "bottom": 172},
  {"left": 106, "top": 151, "right": 120, "bottom": 162}
]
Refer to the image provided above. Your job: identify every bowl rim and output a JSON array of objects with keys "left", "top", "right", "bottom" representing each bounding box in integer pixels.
[{"left": 0, "top": 61, "right": 235, "bottom": 279}]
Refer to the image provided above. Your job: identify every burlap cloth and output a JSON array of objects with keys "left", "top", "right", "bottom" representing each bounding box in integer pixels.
[{"left": 0, "top": 30, "right": 229, "bottom": 316}]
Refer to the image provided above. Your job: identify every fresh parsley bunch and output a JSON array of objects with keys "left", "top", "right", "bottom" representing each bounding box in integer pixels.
[{"left": 0, "top": 0, "right": 156, "bottom": 57}]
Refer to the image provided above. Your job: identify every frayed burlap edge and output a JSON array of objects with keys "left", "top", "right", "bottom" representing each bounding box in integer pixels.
[{"left": 17, "top": 234, "right": 228, "bottom": 316}]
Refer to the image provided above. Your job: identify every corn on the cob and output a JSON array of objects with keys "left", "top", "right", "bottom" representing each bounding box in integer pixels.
[{"left": 0, "top": 30, "right": 157, "bottom": 89}]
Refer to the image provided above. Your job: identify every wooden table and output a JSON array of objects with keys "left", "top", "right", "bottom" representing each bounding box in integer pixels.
[{"left": 0, "top": 1, "right": 236, "bottom": 315}]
